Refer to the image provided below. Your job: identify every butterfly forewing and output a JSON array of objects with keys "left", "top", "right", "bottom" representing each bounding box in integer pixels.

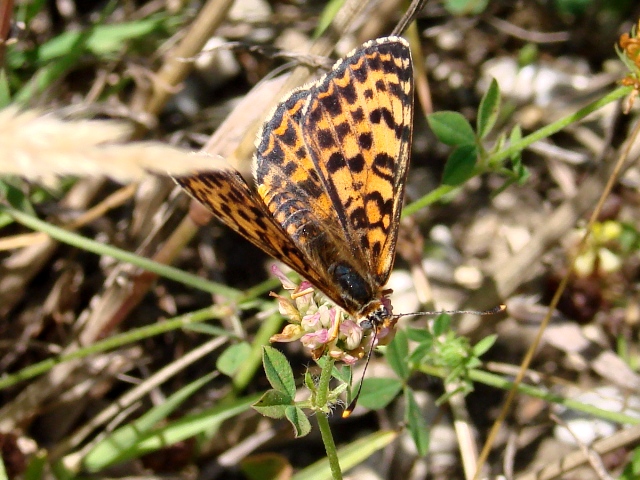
[
  {"left": 254, "top": 81, "right": 377, "bottom": 313},
  {"left": 301, "top": 38, "right": 414, "bottom": 286},
  {"left": 254, "top": 88, "right": 335, "bottom": 223}
]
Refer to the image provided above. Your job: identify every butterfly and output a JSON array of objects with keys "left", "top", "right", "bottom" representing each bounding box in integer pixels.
[{"left": 175, "top": 36, "right": 413, "bottom": 340}]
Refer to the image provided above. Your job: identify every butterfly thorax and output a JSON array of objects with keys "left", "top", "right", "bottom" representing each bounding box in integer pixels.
[{"left": 327, "top": 261, "right": 373, "bottom": 307}]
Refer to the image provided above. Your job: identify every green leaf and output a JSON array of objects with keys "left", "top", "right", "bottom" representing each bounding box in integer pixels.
[
  {"left": 442, "top": 144, "right": 478, "bottom": 186},
  {"left": 331, "top": 362, "right": 352, "bottom": 384},
  {"left": 477, "top": 78, "right": 500, "bottom": 139},
  {"left": 432, "top": 314, "right": 451, "bottom": 336},
  {"left": 34, "top": 17, "right": 166, "bottom": 64},
  {"left": 428, "top": 111, "right": 476, "bottom": 146},
  {"left": 0, "top": 179, "right": 36, "bottom": 215},
  {"left": 473, "top": 334, "right": 497, "bottom": 357},
  {"left": 262, "top": 346, "right": 296, "bottom": 397},
  {"left": 253, "top": 390, "right": 293, "bottom": 419},
  {"left": 217, "top": 342, "right": 252, "bottom": 376},
  {"left": 408, "top": 342, "right": 432, "bottom": 364},
  {"left": 82, "top": 373, "right": 236, "bottom": 472},
  {"left": 444, "top": 0, "right": 489, "bottom": 15},
  {"left": 285, "top": 406, "right": 312, "bottom": 437},
  {"left": 355, "top": 378, "right": 403, "bottom": 411},
  {"left": 314, "top": 0, "right": 345, "bottom": 38},
  {"left": 304, "top": 369, "right": 316, "bottom": 393},
  {"left": 620, "top": 446, "right": 640, "bottom": 480},
  {"left": 23, "top": 450, "right": 47, "bottom": 480},
  {"left": 554, "top": 0, "right": 591, "bottom": 16},
  {"left": 406, "top": 327, "right": 432, "bottom": 342},
  {"left": 0, "top": 452, "right": 7, "bottom": 480},
  {"left": 241, "top": 453, "right": 291, "bottom": 480},
  {"left": 518, "top": 43, "right": 539, "bottom": 67},
  {"left": 330, "top": 381, "right": 349, "bottom": 399},
  {"left": 509, "top": 124, "right": 522, "bottom": 161},
  {"left": 405, "top": 389, "right": 430, "bottom": 456},
  {"left": 0, "top": 70, "right": 10, "bottom": 107},
  {"left": 386, "top": 329, "right": 410, "bottom": 380}
]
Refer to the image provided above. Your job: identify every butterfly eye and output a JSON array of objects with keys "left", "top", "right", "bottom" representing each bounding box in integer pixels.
[{"left": 359, "top": 319, "right": 374, "bottom": 330}]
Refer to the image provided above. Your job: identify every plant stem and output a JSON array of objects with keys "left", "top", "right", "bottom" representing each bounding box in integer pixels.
[
  {"left": 316, "top": 357, "right": 342, "bottom": 480},
  {"left": 415, "top": 363, "right": 640, "bottom": 425},
  {"left": 403, "top": 85, "right": 633, "bottom": 215},
  {"left": 491, "top": 85, "right": 632, "bottom": 164},
  {"left": 0, "top": 307, "right": 225, "bottom": 390},
  {"left": 3, "top": 206, "right": 240, "bottom": 298}
]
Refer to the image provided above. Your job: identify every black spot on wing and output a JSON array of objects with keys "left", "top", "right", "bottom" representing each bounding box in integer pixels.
[
  {"left": 338, "top": 83, "right": 357, "bottom": 104},
  {"left": 321, "top": 92, "right": 342, "bottom": 116},
  {"left": 358, "top": 132, "right": 373, "bottom": 150},
  {"left": 371, "top": 153, "right": 396, "bottom": 183},
  {"left": 221, "top": 203, "right": 233, "bottom": 216},
  {"left": 352, "top": 63, "right": 368, "bottom": 83},
  {"left": 352, "top": 107, "right": 364, "bottom": 122},
  {"left": 350, "top": 207, "right": 367, "bottom": 229},
  {"left": 365, "top": 191, "right": 394, "bottom": 229},
  {"left": 298, "top": 177, "right": 325, "bottom": 199},
  {"left": 327, "top": 152, "right": 347, "bottom": 173},
  {"left": 262, "top": 141, "right": 285, "bottom": 166},
  {"left": 368, "top": 107, "right": 404, "bottom": 138},
  {"left": 317, "top": 129, "right": 336, "bottom": 149},
  {"left": 284, "top": 161, "right": 297, "bottom": 176},
  {"left": 368, "top": 54, "right": 382, "bottom": 71},
  {"left": 335, "top": 122, "right": 350, "bottom": 140},
  {"left": 281, "top": 122, "right": 297, "bottom": 146},
  {"left": 371, "top": 241, "right": 382, "bottom": 259},
  {"left": 226, "top": 187, "right": 245, "bottom": 204},
  {"left": 388, "top": 81, "right": 403, "bottom": 98},
  {"left": 348, "top": 153, "right": 365, "bottom": 173}
]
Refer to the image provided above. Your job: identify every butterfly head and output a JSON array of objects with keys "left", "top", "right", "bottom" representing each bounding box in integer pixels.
[{"left": 357, "top": 292, "right": 398, "bottom": 348}]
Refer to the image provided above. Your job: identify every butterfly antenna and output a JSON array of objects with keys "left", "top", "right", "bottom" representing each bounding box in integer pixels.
[
  {"left": 342, "top": 305, "right": 505, "bottom": 418},
  {"left": 342, "top": 327, "right": 379, "bottom": 418},
  {"left": 392, "top": 304, "right": 506, "bottom": 320}
]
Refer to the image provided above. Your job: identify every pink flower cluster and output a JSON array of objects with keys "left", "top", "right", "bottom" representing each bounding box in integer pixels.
[{"left": 268, "top": 265, "right": 367, "bottom": 365}]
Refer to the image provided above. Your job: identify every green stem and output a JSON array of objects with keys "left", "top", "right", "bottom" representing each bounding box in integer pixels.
[
  {"left": 2, "top": 206, "right": 240, "bottom": 298},
  {"left": 315, "top": 357, "right": 342, "bottom": 480},
  {"left": 491, "top": 85, "right": 632, "bottom": 165},
  {"left": 316, "top": 357, "right": 334, "bottom": 406},
  {"left": 402, "top": 184, "right": 456, "bottom": 217},
  {"left": 0, "top": 307, "right": 225, "bottom": 390},
  {"left": 416, "top": 364, "right": 640, "bottom": 425},
  {"left": 469, "top": 369, "right": 640, "bottom": 425},
  {"left": 403, "top": 85, "right": 633, "bottom": 216}
]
